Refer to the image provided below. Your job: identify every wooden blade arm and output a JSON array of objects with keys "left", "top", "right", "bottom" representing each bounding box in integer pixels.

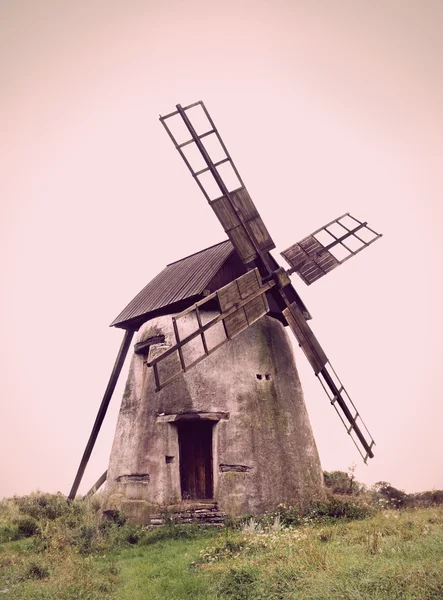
[
  {"left": 160, "top": 101, "right": 275, "bottom": 272},
  {"left": 318, "top": 366, "right": 375, "bottom": 461},
  {"left": 149, "top": 269, "right": 273, "bottom": 391},
  {"left": 281, "top": 213, "right": 382, "bottom": 285},
  {"left": 68, "top": 329, "right": 134, "bottom": 500},
  {"left": 283, "top": 301, "right": 375, "bottom": 462}
]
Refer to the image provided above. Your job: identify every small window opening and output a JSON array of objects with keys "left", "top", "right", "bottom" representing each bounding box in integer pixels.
[
  {"left": 256, "top": 373, "right": 271, "bottom": 381},
  {"left": 165, "top": 456, "right": 174, "bottom": 464}
]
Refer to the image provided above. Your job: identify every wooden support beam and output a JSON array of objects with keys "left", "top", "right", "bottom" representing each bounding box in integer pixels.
[
  {"left": 134, "top": 335, "right": 165, "bottom": 355},
  {"left": 68, "top": 329, "right": 134, "bottom": 500},
  {"left": 84, "top": 470, "right": 107, "bottom": 498}
]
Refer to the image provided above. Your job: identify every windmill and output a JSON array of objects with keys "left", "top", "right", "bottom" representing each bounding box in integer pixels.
[{"left": 69, "top": 101, "right": 382, "bottom": 519}]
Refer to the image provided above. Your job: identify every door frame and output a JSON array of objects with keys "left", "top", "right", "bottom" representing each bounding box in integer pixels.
[{"left": 177, "top": 419, "right": 214, "bottom": 501}]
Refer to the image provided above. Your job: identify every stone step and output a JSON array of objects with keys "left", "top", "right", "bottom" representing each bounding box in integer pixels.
[
  {"left": 168, "top": 502, "right": 219, "bottom": 511},
  {"left": 149, "top": 502, "right": 226, "bottom": 527}
]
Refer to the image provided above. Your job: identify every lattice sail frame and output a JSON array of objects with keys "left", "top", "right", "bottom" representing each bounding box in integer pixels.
[
  {"left": 148, "top": 269, "right": 275, "bottom": 391},
  {"left": 317, "top": 363, "right": 375, "bottom": 463},
  {"left": 160, "top": 101, "right": 275, "bottom": 265},
  {"left": 281, "top": 213, "right": 382, "bottom": 285},
  {"left": 283, "top": 301, "right": 375, "bottom": 462}
]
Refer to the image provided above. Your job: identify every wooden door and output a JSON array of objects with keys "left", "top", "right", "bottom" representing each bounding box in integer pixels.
[{"left": 178, "top": 421, "right": 213, "bottom": 500}]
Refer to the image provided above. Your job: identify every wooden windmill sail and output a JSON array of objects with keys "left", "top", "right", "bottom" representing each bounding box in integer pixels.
[{"left": 69, "top": 101, "right": 382, "bottom": 502}]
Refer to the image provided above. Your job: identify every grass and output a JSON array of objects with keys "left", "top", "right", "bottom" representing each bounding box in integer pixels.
[
  {"left": 115, "top": 537, "right": 217, "bottom": 599},
  {"left": 1, "top": 492, "right": 443, "bottom": 599},
  {"left": 0, "top": 538, "right": 120, "bottom": 599},
  {"left": 205, "top": 508, "right": 443, "bottom": 599}
]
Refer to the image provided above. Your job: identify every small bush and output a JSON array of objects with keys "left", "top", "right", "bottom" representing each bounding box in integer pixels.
[
  {"left": 324, "top": 467, "right": 366, "bottom": 496},
  {"left": 268, "top": 505, "right": 302, "bottom": 527},
  {"left": 324, "top": 470, "right": 354, "bottom": 494},
  {"left": 0, "top": 523, "right": 20, "bottom": 543},
  {"left": 102, "top": 509, "right": 126, "bottom": 526},
  {"left": 14, "top": 492, "right": 69, "bottom": 520},
  {"left": 407, "top": 489, "right": 443, "bottom": 508},
  {"left": 241, "top": 518, "right": 263, "bottom": 535},
  {"left": 0, "top": 517, "right": 40, "bottom": 542},
  {"left": 269, "top": 515, "right": 284, "bottom": 532},
  {"left": 107, "top": 522, "right": 145, "bottom": 547},
  {"left": 309, "top": 494, "right": 374, "bottom": 521},
  {"left": 15, "top": 516, "right": 40, "bottom": 537},
  {"left": 267, "top": 494, "right": 374, "bottom": 527},
  {"left": 318, "top": 527, "right": 334, "bottom": 542},
  {"left": 72, "top": 523, "right": 97, "bottom": 554},
  {"left": 23, "top": 560, "right": 50, "bottom": 580},
  {"left": 372, "top": 481, "right": 407, "bottom": 508}
]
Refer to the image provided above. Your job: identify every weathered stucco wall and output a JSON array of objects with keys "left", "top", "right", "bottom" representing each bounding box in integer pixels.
[{"left": 102, "top": 313, "right": 324, "bottom": 522}]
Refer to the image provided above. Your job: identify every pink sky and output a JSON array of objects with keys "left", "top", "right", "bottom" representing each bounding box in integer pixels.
[{"left": 1, "top": 0, "right": 442, "bottom": 498}]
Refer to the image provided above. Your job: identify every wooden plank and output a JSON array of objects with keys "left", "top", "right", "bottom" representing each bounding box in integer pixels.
[
  {"left": 134, "top": 335, "right": 165, "bottom": 354},
  {"left": 248, "top": 216, "right": 276, "bottom": 252},
  {"left": 304, "top": 272, "right": 323, "bottom": 285},
  {"left": 211, "top": 196, "right": 240, "bottom": 230},
  {"left": 157, "top": 412, "right": 229, "bottom": 423},
  {"left": 284, "top": 308, "right": 320, "bottom": 371},
  {"left": 300, "top": 263, "right": 324, "bottom": 285},
  {"left": 224, "top": 307, "right": 248, "bottom": 338},
  {"left": 230, "top": 187, "right": 258, "bottom": 220},
  {"left": 84, "top": 470, "right": 107, "bottom": 498},
  {"left": 317, "top": 252, "right": 339, "bottom": 269},
  {"left": 283, "top": 302, "right": 328, "bottom": 374},
  {"left": 172, "top": 318, "right": 186, "bottom": 371},
  {"left": 299, "top": 235, "right": 320, "bottom": 255},
  {"left": 217, "top": 269, "right": 262, "bottom": 312},
  {"left": 230, "top": 188, "right": 275, "bottom": 254},
  {"left": 217, "top": 279, "right": 241, "bottom": 313},
  {"left": 237, "top": 269, "right": 260, "bottom": 299},
  {"left": 281, "top": 243, "right": 308, "bottom": 271},
  {"left": 153, "top": 363, "right": 160, "bottom": 391},
  {"left": 229, "top": 225, "right": 257, "bottom": 263},
  {"left": 244, "top": 294, "right": 268, "bottom": 324},
  {"left": 195, "top": 307, "right": 209, "bottom": 356},
  {"left": 300, "top": 262, "right": 321, "bottom": 278}
]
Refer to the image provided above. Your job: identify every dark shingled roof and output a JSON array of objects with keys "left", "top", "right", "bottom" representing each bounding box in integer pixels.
[{"left": 111, "top": 240, "right": 235, "bottom": 329}]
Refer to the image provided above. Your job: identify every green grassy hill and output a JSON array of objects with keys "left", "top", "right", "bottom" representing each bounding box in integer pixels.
[{"left": 1, "top": 492, "right": 443, "bottom": 599}]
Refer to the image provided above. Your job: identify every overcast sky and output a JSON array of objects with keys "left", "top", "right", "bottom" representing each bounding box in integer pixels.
[{"left": 1, "top": 0, "right": 442, "bottom": 499}]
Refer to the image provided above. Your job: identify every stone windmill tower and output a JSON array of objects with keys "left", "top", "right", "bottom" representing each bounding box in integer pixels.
[{"left": 68, "top": 101, "right": 382, "bottom": 523}]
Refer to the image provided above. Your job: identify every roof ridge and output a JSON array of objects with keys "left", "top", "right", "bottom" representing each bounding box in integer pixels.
[{"left": 166, "top": 239, "right": 232, "bottom": 267}]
